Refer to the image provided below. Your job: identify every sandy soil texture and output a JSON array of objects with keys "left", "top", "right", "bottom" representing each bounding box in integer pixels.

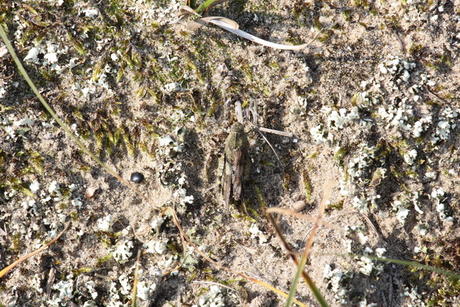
[{"left": 1, "top": 0, "right": 459, "bottom": 306}]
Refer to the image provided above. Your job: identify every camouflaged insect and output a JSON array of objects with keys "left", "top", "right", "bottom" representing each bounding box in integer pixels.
[{"left": 222, "top": 122, "right": 249, "bottom": 206}]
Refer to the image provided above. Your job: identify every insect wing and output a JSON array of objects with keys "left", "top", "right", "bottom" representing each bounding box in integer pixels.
[
  {"left": 231, "top": 149, "right": 244, "bottom": 201},
  {"left": 222, "top": 154, "right": 233, "bottom": 206}
]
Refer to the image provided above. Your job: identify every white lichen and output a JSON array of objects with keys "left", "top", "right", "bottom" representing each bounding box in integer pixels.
[
  {"left": 159, "top": 135, "right": 175, "bottom": 146},
  {"left": 357, "top": 256, "right": 374, "bottom": 275},
  {"left": 137, "top": 280, "right": 158, "bottom": 301},
  {"left": 323, "top": 264, "right": 349, "bottom": 304},
  {"left": 112, "top": 240, "right": 133, "bottom": 263},
  {"left": 86, "top": 280, "right": 98, "bottom": 300},
  {"left": 118, "top": 273, "right": 131, "bottom": 296},
  {"left": 248, "top": 223, "right": 269, "bottom": 244},
  {"left": 431, "top": 188, "right": 453, "bottom": 222},
  {"left": 97, "top": 215, "right": 112, "bottom": 232},
  {"left": 412, "top": 114, "right": 432, "bottom": 138},
  {"left": 348, "top": 145, "right": 376, "bottom": 183},
  {"left": 50, "top": 277, "right": 74, "bottom": 302},
  {"left": 145, "top": 239, "right": 167, "bottom": 255},
  {"left": 309, "top": 124, "right": 328, "bottom": 143},
  {"left": 403, "top": 149, "right": 417, "bottom": 165},
  {"left": 150, "top": 216, "right": 165, "bottom": 233},
  {"left": 82, "top": 8, "right": 100, "bottom": 18},
  {"left": 29, "top": 180, "right": 40, "bottom": 194},
  {"left": 194, "top": 285, "right": 226, "bottom": 307},
  {"left": 375, "top": 247, "right": 386, "bottom": 257},
  {"left": 351, "top": 196, "right": 368, "bottom": 212}
]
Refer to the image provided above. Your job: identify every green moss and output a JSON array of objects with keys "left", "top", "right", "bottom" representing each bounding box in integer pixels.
[
  {"left": 96, "top": 254, "right": 113, "bottom": 266},
  {"left": 334, "top": 147, "right": 349, "bottom": 167},
  {"left": 10, "top": 233, "right": 22, "bottom": 252},
  {"left": 268, "top": 61, "right": 280, "bottom": 70},
  {"left": 352, "top": 0, "right": 369, "bottom": 7},
  {"left": 412, "top": 251, "right": 460, "bottom": 305},
  {"left": 70, "top": 211, "right": 79, "bottom": 221},
  {"left": 72, "top": 267, "right": 93, "bottom": 276},
  {"left": 342, "top": 9, "right": 353, "bottom": 22},
  {"left": 66, "top": 32, "right": 87, "bottom": 55},
  {"left": 326, "top": 200, "right": 344, "bottom": 214},
  {"left": 0, "top": 150, "right": 5, "bottom": 169},
  {"left": 58, "top": 202, "right": 69, "bottom": 210},
  {"left": 91, "top": 60, "right": 105, "bottom": 82},
  {"left": 409, "top": 43, "right": 424, "bottom": 56},
  {"left": 302, "top": 169, "right": 313, "bottom": 202},
  {"left": 254, "top": 186, "right": 267, "bottom": 212}
]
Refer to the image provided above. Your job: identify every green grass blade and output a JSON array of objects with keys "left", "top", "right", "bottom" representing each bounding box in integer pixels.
[
  {"left": 285, "top": 252, "right": 307, "bottom": 307},
  {"left": 285, "top": 253, "right": 329, "bottom": 307},
  {"left": 0, "top": 24, "right": 130, "bottom": 186},
  {"left": 362, "top": 254, "right": 460, "bottom": 280},
  {"left": 195, "top": 0, "right": 221, "bottom": 14}
]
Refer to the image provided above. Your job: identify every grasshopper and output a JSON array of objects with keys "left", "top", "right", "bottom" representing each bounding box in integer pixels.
[{"left": 222, "top": 122, "right": 250, "bottom": 206}]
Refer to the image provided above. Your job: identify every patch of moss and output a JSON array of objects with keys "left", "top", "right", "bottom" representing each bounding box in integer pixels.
[
  {"left": 10, "top": 233, "right": 22, "bottom": 253},
  {"left": 96, "top": 254, "right": 113, "bottom": 266}
]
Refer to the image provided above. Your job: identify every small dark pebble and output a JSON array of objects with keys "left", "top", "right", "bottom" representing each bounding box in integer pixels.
[{"left": 130, "top": 172, "right": 144, "bottom": 183}]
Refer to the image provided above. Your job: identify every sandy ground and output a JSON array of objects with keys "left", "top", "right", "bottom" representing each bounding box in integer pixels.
[{"left": 0, "top": 0, "right": 459, "bottom": 306}]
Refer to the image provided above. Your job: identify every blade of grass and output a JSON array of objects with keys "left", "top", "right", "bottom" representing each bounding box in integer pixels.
[
  {"left": 130, "top": 250, "right": 142, "bottom": 307},
  {"left": 0, "top": 223, "right": 70, "bottom": 278},
  {"left": 262, "top": 185, "right": 328, "bottom": 306},
  {"left": 323, "top": 252, "right": 460, "bottom": 280},
  {"left": 285, "top": 218, "right": 328, "bottom": 307},
  {"left": 0, "top": 24, "right": 134, "bottom": 190},
  {"left": 266, "top": 211, "right": 328, "bottom": 307},
  {"left": 195, "top": 0, "right": 222, "bottom": 14},
  {"left": 167, "top": 207, "right": 307, "bottom": 306},
  {"left": 363, "top": 254, "right": 460, "bottom": 280},
  {"left": 263, "top": 171, "right": 335, "bottom": 307}
]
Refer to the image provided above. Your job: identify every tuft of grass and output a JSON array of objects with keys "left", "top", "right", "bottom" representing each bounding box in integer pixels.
[{"left": 193, "top": 0, "right": 222, "bottom": 14}]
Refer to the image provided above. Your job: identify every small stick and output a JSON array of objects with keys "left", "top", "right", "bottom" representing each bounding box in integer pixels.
[{"left": 258, "top": 127, "right": 294, "bottom": 138}]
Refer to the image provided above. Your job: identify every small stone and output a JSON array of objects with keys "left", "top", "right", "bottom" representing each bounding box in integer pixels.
[
  {"left": 85, "top": 186, "right": 98, "bottom": 199},
  {"left": 130, "top": 172, "right": 144, "bottom": 183},
  {"left": 292, "top": 200, "right": 307, "bottom": 212}
]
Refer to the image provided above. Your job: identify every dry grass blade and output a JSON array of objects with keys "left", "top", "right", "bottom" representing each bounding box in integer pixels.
[
  {"left": 286, "top": 212, "right": 327, "bottom": 307},
  {"left": 266, "top": 211, "right": 328, "bottom": 307},
  {"left": 266, "top": 207, "right": 317, "bottom": 223},
  {"left": 267, "top": 207, "right": 338, "bottom": 231},
  {"left": 168, "top": 208, "right": 307, "bottom": 306},
  {"left": 256, "top": 128, "right": 281, "bottom": 164},
  {"left": 264, "top": 173, "right": 335, "bottom": 307},
  {"left": 181, "top": 4, "right": 325, "bottom": 51},
  {"left": 199, "top": 17, "right": 313, "bottom": 51},
  {"left": 258, "top": 127, "right": 294, "bottom": 138},
  {"left": 201, "top": 16, "right": 239, "bottom": 30},
  {"left": 130, "top": 250, "right": 142, "bottom": 307},
  {"left": 0, "top": 223, "right": 70, "bottom": 279}
]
